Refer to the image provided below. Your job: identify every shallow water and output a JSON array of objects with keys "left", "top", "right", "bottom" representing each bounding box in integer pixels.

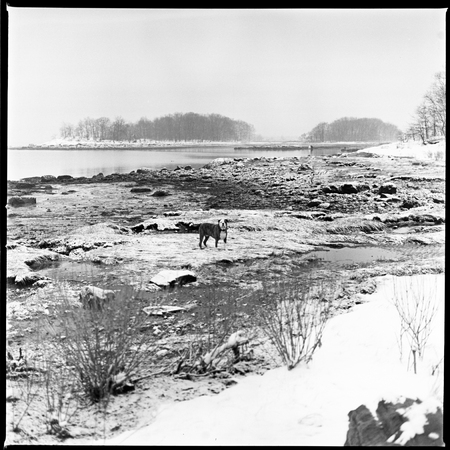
[
  {"left": 301, "top": 246, "right": 399, "bottom": 265},
  {"left": 8, "top": 145, "right": 348, "bottom": 180},
  {"left": 37, "top": 244, "right": 444, "bottom": 287}
]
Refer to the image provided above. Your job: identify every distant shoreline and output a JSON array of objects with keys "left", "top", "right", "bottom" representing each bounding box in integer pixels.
[{"left": 8, "top": 141, "right": 390, "bottom": 151}]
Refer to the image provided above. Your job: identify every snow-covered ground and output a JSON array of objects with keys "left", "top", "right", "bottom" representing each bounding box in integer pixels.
[
  {"left": 85, "top": 273, "right": 444, "bottom": 446},
  {"left": 357, "top": 139, "right": 446, "bottom": 161}
]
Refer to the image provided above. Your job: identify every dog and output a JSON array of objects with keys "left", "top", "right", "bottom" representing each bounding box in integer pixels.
[
  {"left": 79, "top": 285, "right": 116, "bottom": 311},
  {"left": 199, "top": 219, "right": 228, "bottom": 249}
]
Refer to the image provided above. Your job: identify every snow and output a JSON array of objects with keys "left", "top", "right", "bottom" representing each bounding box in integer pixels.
[
  {"left": 85, "top": 273, "right": 444, "bottom": 446},
  {"left": 356, "top": 139, "right": 446, "bottom": 160}
]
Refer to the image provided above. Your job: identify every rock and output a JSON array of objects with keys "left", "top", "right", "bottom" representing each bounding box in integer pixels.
[
  {"left": 131, "top": 219, "right": 179, "bottom": 233},
  {"left": 408, "top": 213, "right": 444, "bottom": 225},
  {"left": 384, "top": 195, "right": 402, "bottom": 203},
  {"left": 7, "top": 246, "right": 62, "bottom": 284},
  {"left": 143, "top": 305, "right": 188, "bottom": 316},
  {"left": 130, "top": 187, "right": 153, "bottom": 193},
  {"left": 401, "top": 197, "right": 421, "bottom": 209},
  {"left": 339, "top": 183, "right": 360, "bottom": 194},
  {"left": 19, "top": 176, "right": 41, "bottom": 183},
  {"left": 322, "top": 184, "right": 340, "bottom": 194},
  {"left": 14, "top": 272, "right": 43, "bottom": 286},
  {"left": 8, "top": 196, "right": 37, "bottom": 207},
  {"left": 175, "top": 221, "right": 200, "bottom": 232},
  {"left": 69, "top": 248, "right": 86, "bottom": 258},
  {"left": 307, "top": 199, "right": 322, "bottom": 207},
  {"left": 79, "top": 285, "right": 116, "bottom": 311},
  {"left": 56, "top": 175, "right": 74, "bottom": 181},
  {"left": 41, "top": 174, "right": 57, "bottom": 182},
  {"left": 296, "top": 163, "right": 312, "bottom": 171},
  {"left": 150, "top": 269, "right": 197, "bottom": 288},
  {"left": 359, "top": 279, "right": 377, "bottom": 294},
  {"left": 378, "top": 183, "right": 397, "bottom": 194},
  {"left": 432, "top": 195, "right": 445, "bottom": 204},
  {"left": 344, "top": 398, "right": 443, "bottom": 446},
  {"left": 345, "top": 404, "right": 391, "bottom": 446},
  {"left": 15, "top": 182, "right": 36, "bottom": 189},
  {"left": 152, "top": 190, "right": 170, "bottom": 197}
]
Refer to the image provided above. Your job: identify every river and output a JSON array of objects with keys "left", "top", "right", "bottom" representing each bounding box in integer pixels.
[{"left": 7, "top": 145, "right": 355, "bottom": 180}]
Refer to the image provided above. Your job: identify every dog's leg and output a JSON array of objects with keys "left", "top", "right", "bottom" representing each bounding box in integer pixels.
[
  {"left": 203, "top": 236, "right": 209, "bottom": 247},
  {"left": 215, "top": 238, "right": 219, "bottom": 247}
]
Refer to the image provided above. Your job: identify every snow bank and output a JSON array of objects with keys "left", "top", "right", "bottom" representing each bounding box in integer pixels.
[
  {"left": 357, "top": 139, "right": 446, "bottom": 161},
  {"left": 89, "top": 273, "right": 443, "bottom": 446}
]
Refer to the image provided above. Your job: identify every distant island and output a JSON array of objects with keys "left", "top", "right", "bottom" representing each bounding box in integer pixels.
[
  {"left": 301, "top": 117, "right": 401, "bottom": 142},
  {"left": 58, "top": 112, "right": 255, "bottom": 143}
]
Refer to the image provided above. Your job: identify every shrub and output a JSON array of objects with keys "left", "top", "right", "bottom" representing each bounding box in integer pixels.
[
  {"left": 45, "top": 284, "right": 163, "bottom": 402},
  {"left": 391, "top": 276, "right": 440, "bottom": 374},
  {"left": 253, "top": 277, "right": 339, "bottom": 369}
]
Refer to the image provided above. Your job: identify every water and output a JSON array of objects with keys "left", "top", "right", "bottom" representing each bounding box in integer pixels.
[
  {"left": 7, "top": 145, "right": 347, "bottom": 180},
  {"left": 301, "top": 246, "right": 400, "bottom": 265}
]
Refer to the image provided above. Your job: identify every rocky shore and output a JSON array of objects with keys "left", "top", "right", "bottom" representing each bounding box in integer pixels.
[{"left": 6, "top": 144, "right": 445, "bottom": 444}]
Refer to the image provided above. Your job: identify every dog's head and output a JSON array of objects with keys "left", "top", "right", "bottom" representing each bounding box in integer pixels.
[{"left": 218, "top": 219, "right": 228, "bottom": 230}]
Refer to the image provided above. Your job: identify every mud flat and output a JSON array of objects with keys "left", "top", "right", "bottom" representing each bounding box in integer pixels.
[{"left": 5, "top": 147, "right": 445, "bottom": 444}]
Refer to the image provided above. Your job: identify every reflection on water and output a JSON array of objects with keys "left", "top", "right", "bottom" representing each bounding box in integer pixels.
[
  {"left": 8, "top": 146, "right": 344, "bottom": 180},
  {"left": 306, "top": 246, "right": 399, "bottom": 264}
]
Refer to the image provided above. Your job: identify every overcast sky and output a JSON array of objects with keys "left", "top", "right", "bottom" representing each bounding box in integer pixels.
[{"left": 7, "top": 8, "right": 446, "bottom": 145}]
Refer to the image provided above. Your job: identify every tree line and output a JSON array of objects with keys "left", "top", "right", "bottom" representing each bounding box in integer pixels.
[
  {"left": 405, "top": 71, "right": 446, "bottom": 143},
  {"left": 302, "top": 117, "right": 401, "bottom": 142},
  {"left": 60, "top": 112, "right": 255, "bottom": 142}
]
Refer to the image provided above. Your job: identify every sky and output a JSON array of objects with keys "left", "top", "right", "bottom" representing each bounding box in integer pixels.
[{"left": 7, "top": 8, "right": 446, "bottom": 146}]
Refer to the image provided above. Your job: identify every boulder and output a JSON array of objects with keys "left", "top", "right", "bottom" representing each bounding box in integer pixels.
[
  {"left": 8, "top": 197, "right": 37, "bottom": 207},
  {"left": 339, "top": 183, "right": 360, "bottom": 194},
  {"left": 344, "top": 404, "right": 386, "bottom": 446},
  {"left": 79, "top": 285, "right": 116, "bottom": 311},
  {"left": 56, "top": 175, "right": 74, "bottom": 181},
  {"left": 152, "top": 190, "right": 170, "bottom": 197},
  {"left": 7, "top": 246, "right": 62, "bottom": 285},
  {"left": 175, "top": 221, "right": 200, "bottom": 232},
  {"left": 150, "top": 269, "right": 197, "bottom": 288},
  {"left": 378, "top": 183, "right": 397, "bottom": 194},
  {"left": 41, "top": 175, "right": 57, "bottom": 182},
  {"left": 15, "top": 182, "right": 36, "bottom": 189},
  {"left": 307, "top": 199, "right": 322, "bottom": 207},
  {"left": 131, "top": 219, "right": 179, "bottom": 233},
  {"left": 322, "top": 184, "right": 340, "bottom": 194},
  {"left": 130, "top": 187, "right": 153, "bottom": 193},
  {"left": 344, "top": 398, "right": 443, "bottom": 446}
]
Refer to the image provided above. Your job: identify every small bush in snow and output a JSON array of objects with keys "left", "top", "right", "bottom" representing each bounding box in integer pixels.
[
  {"left": 392, "top": 276, "right": 440, "bottom": 374},
  {"left": 254, "top": 277, "right": 338, "bottom": 370}
]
